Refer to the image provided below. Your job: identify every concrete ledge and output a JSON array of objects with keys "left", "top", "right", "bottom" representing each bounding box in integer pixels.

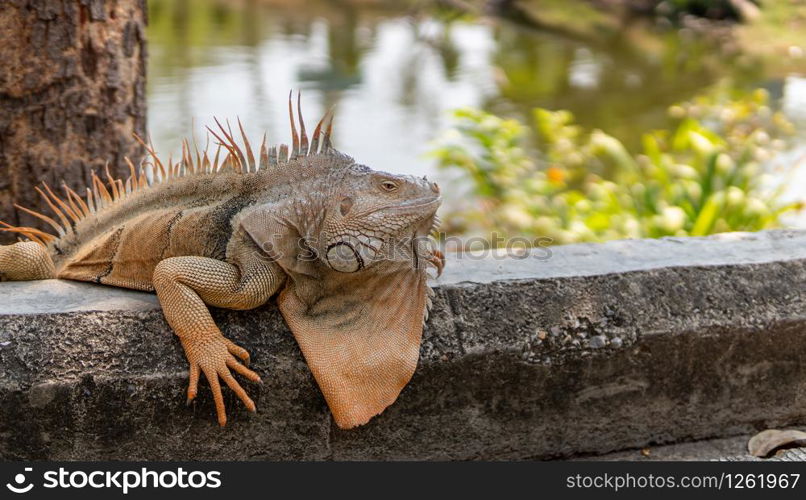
[{"left": 2, "top": 230, "right": 806, "bottom": 460}]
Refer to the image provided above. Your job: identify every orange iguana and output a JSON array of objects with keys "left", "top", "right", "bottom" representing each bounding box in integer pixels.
[{"left": 0, "top": 94, "right": 444, "bottom": 429}]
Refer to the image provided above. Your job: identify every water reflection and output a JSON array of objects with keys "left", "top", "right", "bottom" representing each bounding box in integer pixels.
[
  {"left": 147, "top": 0, "right": 803, "bottom": 209},
  {"left": 148, "top": 0, "right": 494, "bottom": 179}
]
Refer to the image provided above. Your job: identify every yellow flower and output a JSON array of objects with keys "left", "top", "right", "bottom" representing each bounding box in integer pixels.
[{"left": 547, "top": 166, "right": 565, "bottom": 183}]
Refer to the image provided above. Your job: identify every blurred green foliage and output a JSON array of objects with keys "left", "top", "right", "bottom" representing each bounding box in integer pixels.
[
  {"left": 431, "top": 88, "right": 800, "bottom": 245},
  {"left": 658, "top": 0, "right": 749, "bottom": 19}
]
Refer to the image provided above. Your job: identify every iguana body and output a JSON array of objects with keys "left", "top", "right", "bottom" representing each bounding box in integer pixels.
[{"left": 0, "top": 96, "right": 443, "bottom": 428}]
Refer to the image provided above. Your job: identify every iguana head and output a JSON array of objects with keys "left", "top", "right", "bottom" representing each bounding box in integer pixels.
[
  {"left": 282, "top": 163, "right": 444, "bottom": 430},
  {"left": 319, "top": 165, "right": 441, "bottom": 274}
]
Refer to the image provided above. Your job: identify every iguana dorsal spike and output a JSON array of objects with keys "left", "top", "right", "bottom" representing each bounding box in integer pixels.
[
  {"left": 20, "top": 225, "right": 55, "bottom": 243},
  {"left": 226, "top": 119, "right": 248, "bottom": 172},
  {"left": 27, "top": 233, "right": 46, "bottom": 246},
  {"left": 85, "top": 187, "right": 96, "bottom": 214},
  {"left": 259, "top": 132, "right": 268, "bottom": 171},
  {"left": 202, "top": 147, "right": 211, "bottom": 174},
  {"left": 198, "top": 132, "right": 209, "bottom": 174},
  {"left": 206, "top": 125, "right": 241, "bottom": 173},
  {"left": 310, "top": 110, "right": 326, "bottom": 155},
  {"left": 190, "top": 139, "right": 198, "bottom": 173},
  {"left": 180, "top": 140, "right": 188, "bottom": 174},
  {"left": 279, "top": 144, "right": 289, "bottom": 164},
  {"left": 237, "top": 118, "right": 257, "bottom": 173},
  {"left": 133, "top": 133, "right": 166, "bottom": 181},
  {"left": 288, "top": 91, "right": 300, "bottom": 160},
  {"left": 321, "top": 107, "right": 335, "bottom": 151},
  {"left": 181, "top": 139, "right": 192, "bottom": 174},
  {"left": 210, "top": 119, "right": 244, "bottom": 173},
  {"left": 63, "top": 183, "right": 90, "bottom": 218},
  {"left": 268, "top": 145, "right": 278, "bottom": 167},
  {"left": 0, "top": 222, "right": 51, "bottom": 245},
  {"left": 191, "top": 127, "right": 203, "bottom": 175},
  {"left": 297, "top": 92, "right": 309, "bottom": 155},
  {"left": 166, "top": 154, "right": 175, "bottom": 180},
  {"left": 35, "top": 185, "right": 73, "bottom": 231},
  {"left": 125, "top": 157, "right": 138, "bottom": 186},
  {"left": 92, "top": 171, "right": 112, "bottom": 206},
  {"left": 90, "top": 173, "right": 99, "bottom": 204},
  {"left": 14, "top": 203, "right": 65, "bottom": 237},
  {"left": 173, "top": 153, "right": 183, "bottom": 178},
  {"left": 105, "top": 163, "right": 121, "bottom": 200},
  {"left": 212, "top": 143, "right": 223, "bottom": 173},
  {"left": 42, "top": 182, "right": 80, "bottom": 225},
  {"left": 195, "top": 147, "right": 203, "bottom": 175},
  {"left": 61, "top": 183, "right": 86, "bottom": 219}
]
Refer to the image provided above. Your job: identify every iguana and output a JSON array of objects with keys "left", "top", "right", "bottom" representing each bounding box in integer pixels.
[{"left": 0, "top": 94, "right": 444, "bottom": 429}]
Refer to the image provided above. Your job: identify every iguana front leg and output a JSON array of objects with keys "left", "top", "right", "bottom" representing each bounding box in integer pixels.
[{"left": 153, "top": 256, "right": 283, "bottom": 426}]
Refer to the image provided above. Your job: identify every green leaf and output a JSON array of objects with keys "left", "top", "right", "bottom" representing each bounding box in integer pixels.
[{"left": 691, "top": 194, "right": 722, "bottom": 236}]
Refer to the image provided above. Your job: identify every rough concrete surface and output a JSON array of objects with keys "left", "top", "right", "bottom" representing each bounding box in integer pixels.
[{"left": 2, "top": 230, "right": 806, "bottom": 460}]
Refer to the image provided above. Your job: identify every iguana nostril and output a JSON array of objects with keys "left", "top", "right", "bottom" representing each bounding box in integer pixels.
[{"left": 431, "top": 182, "right": 440, "bottom": 194}]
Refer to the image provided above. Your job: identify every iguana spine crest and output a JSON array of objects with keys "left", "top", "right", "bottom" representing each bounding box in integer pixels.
[{"left": 1, "top": 92, "right": 334, "bottom": 247}]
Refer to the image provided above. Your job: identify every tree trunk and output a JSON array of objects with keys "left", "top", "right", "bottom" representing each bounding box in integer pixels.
[{"left": 0, "top": 0, "right": 147, "bottom": 242}]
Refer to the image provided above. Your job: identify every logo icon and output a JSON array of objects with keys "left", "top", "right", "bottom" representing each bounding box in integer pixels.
[{"left": 6, "top": 467, "right": 34, "bottom": 494}]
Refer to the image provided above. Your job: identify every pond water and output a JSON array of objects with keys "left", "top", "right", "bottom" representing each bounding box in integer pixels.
[{"left": 147, "top": 0, "right": 806, "bottom": 225}]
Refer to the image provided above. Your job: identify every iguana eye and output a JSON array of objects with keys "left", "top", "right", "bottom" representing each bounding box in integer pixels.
[{"left": 380, "top": 180, "right": 398, "bottom": 192}]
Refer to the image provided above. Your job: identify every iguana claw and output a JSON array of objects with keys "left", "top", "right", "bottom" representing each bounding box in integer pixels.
[
  {"left": 183, "top": 335, "right": 261, "bottom": 426},
  {"left": 427, "top": 249, "right": 445, "bottom": 277}
]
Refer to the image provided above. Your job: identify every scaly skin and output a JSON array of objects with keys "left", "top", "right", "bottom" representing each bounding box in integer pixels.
[
  {"left": 0, "top": 242, "right": 55, "bottom": 281},
  {"left": 0, "top": 95, "right": 443, "bottom": 428}
]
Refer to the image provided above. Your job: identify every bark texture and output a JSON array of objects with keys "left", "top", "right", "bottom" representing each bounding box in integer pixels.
[{"left": 0, "top": 0, "right": 147, "bottom": 242}]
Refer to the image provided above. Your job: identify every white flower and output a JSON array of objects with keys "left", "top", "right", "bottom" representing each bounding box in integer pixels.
[{"left": 660, "top": 206, "right": 686, "bottom": 232}]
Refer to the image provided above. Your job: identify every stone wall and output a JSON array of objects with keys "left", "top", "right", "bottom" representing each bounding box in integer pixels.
[{"left": 2, "top": 230, "right": 806, "bottom": 460}]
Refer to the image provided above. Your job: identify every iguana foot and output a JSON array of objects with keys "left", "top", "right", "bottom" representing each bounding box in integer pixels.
[
  {"left": 183, "top": 334, "right": 261, "bottom": 426},
  {"left": 426, "top": 249, "right": 445, "bottom": 277}
]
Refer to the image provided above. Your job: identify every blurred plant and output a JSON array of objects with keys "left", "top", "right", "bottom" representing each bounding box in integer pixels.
[
  {"left": 656, "top": 0, "right": 751, "bottom": 20},
  {"left": 431, "top": 88, "right": 800, "bottom": 245}
]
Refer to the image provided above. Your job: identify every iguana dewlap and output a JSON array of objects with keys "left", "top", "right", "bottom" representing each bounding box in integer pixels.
[{"left": 0, "top": 94, "right": 443, "bottom": 429}]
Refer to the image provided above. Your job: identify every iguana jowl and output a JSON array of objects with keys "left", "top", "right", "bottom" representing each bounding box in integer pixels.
[{"left": 0, "top": 94, "right": 444, "bottom": 429}]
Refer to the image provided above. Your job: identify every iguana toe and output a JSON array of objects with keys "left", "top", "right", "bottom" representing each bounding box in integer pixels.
[
  {"left": 182, "top": 335, "right": 259, "bottom": 426},
  {"left": 427, "top": 249, "right": 445, "bottom": 277}
]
